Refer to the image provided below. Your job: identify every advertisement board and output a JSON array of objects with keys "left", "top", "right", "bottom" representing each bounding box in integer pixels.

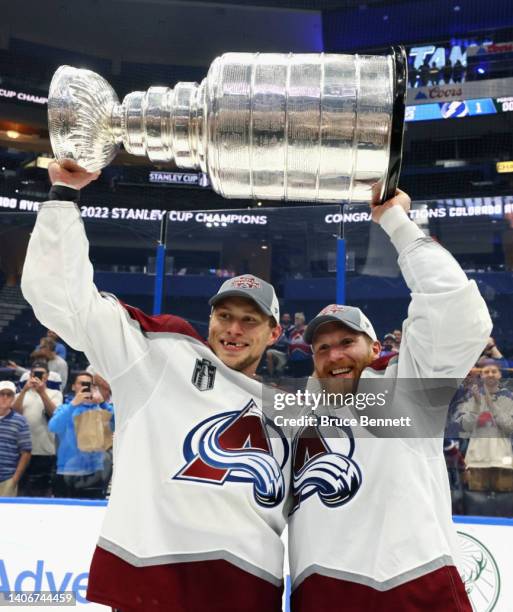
[{"left": 0, "top": 501, "right": 512, "bottom": 611}]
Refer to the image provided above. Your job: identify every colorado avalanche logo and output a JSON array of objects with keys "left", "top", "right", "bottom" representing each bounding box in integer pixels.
[
  {"left": 291, "top": 422, "right": 362, "bottom": 514},
  {"left": 174, "top": 399, "right": 289, "bottom": 507}
]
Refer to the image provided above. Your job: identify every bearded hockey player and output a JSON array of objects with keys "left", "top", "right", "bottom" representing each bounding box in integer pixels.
[
  {"left": 22, "top": 160, "right": 288, "bottom": 612},
  {"left": 289, "top": 190, "right": 492, "bottom": 611}
]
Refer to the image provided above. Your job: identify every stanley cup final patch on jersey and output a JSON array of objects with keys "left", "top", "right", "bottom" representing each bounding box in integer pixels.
[{"left": 192, "top": 358, "right": 217, "bottom": 391}]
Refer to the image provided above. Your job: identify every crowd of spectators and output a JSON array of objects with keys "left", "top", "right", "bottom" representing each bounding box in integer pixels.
[
  {"left": 445, "top": 337, "right": 513, "bottom": 515},
  {"left": 0, "top": 329, "right": 114, "bottom": 501},
  {"left": 8, "top": 333, "right": 69, "bottom": 389},
  {"left": 264, "top": 312, "right": 313, "bottom": 380},
  {"left": 379, "top": 329, "right": 402, "bottom": 358}
]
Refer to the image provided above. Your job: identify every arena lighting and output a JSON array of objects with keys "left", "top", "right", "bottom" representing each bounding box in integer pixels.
[
  {"left": 470, "top": 180, "right": 494, "bottom": 187},
  {"left": 6, "top": 130, "right": 19, "bottom": 139},
  {"left": 205, "top": 221, "right": 228, "bottom": 228},
  {"left": 496, "top": 161, "right": 513, "bottom": 173},
  {"left": 477, "top": 67, "right": 486, "bottom": 74},
  {"left": 36, "top": 156, "right": 53, "bottom": 169},
  {"left": 435, "top": 160, "right": 468, "bottom": 168}
]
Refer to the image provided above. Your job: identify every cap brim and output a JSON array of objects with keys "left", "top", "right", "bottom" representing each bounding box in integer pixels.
[
  {"left": 304, "top": 315, "right": 368, "bottom": 344},
  {"left": 209, "top": 290, "right": 273, "bottom": 317},
  {"left": 0, "top": 383, "right": 16, "bottom": 393}
]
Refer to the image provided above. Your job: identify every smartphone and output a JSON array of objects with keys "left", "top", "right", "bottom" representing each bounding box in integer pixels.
[
  {"left": 33, "top": 371, "right": 44, "bottom": 380},
  {"left": 82, "top": 381, "right": 92, "bottom": 393}
]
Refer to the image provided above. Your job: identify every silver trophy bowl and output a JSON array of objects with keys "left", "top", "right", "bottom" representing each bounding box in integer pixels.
[
  {"left": 48, "top": 49, "right": 406, "bottom": 204},
  {"left": 48, "top": 66, "right": 121, "bottom": 172}
]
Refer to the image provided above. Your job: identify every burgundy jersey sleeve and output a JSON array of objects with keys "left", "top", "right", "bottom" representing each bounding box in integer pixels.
[{"left": 120, "top": 302, "right": 206, "bottom": 344}]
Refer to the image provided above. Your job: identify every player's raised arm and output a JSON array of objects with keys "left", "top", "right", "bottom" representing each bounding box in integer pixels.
[
  {"left": 372, "top": 189, "right": 492, "bottom": 378},
  {"left": 21, "top": 160, "right": 148, "bottom": 381}
]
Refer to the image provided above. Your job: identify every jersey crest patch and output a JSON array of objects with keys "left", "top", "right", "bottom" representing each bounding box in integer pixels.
[
  {"left": 192, "top": 358, "right": 216, "bottom": 391},
  {"left": 290, "top": 421, "right": 362, "bottom": 514},
  {"left": 174, "top": 399, "right": 289, "bottom": 507}
]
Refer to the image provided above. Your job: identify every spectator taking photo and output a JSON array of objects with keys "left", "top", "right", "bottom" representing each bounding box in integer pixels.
[
  {"left": 49, "top": 371, "right": 114, "bottom": 499},
  {"left": 13, "top": 361, "right": 62, "bottom": 496}
]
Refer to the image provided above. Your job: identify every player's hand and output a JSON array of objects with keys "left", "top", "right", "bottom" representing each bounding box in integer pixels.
[
  {"left": 371, "top": 189, "right": 411, "bottom": 224},
  {"left": 48, "top": 159, "right": 100, "bottom": 190}
]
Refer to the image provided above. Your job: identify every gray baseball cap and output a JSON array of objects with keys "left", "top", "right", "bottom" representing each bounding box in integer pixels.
[
  {"left": 305, "top": 304, "right": 377, "bottom": 344},
  {"left": 209, "top": 275, "right": 280, "bottom": 321}
]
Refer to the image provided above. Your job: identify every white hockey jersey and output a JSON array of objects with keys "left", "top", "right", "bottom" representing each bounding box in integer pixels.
[
  {"left": 288, "top": 209, "right": 492, "bottom": 611},
  {"left": 21, "top": 201, "right": 290, "bottom": 612}
]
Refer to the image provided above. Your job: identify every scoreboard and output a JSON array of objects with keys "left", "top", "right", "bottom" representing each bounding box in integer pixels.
[{"left": 406, "top": 97, "right": 513, "bottom": 122}]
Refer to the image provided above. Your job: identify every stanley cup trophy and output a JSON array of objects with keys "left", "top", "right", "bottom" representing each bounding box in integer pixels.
[{"left": 48, "top": 48, "right": 406, "bottom": 204}]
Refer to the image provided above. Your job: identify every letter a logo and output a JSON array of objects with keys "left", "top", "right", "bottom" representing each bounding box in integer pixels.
[{"left": 174, "top": 400, "right": 289, "bottom": 507}]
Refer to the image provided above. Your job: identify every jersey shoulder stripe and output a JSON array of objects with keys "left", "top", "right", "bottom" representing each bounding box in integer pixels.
[{"left": 119, "top": 301, "right": 206, "bottom": 344}]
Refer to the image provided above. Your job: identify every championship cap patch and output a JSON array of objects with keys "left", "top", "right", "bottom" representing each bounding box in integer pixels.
[
  {"left": 230, "top": 276, "right": 262, "bottom": 290},
  {"left": 305, "top": 304, "right": 377, "bottom": 344},
  {"left": 208, "top": 274, "right": 280, "bottom": 321}
]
